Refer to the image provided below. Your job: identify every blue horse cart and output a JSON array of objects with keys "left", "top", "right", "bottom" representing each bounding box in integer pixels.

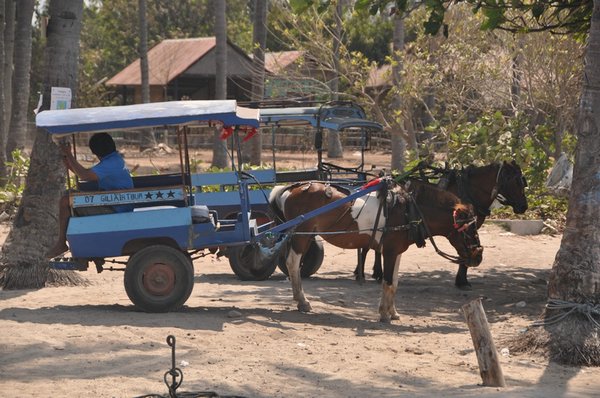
[
  {"left": 213, "top": 101, "right": 384, "bottom": 279},
  {"left": 37, "top": 100, "right": 278, "bottom": 312},
  {"left": 36, "top": 100, "right": 385, "bottom": 312}
]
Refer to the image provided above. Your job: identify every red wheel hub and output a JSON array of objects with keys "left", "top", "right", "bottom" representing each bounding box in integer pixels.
[{"left": 142, "top": 262, "right": 175, "bottom": 296}]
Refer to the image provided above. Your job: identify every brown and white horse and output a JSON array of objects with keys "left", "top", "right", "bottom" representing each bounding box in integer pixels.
[
  {"left": 357, "top": 161, "right": 528, "bottom": 289},
  {"left": 269, "top": 179, "right": 483, "bottom": 322}
]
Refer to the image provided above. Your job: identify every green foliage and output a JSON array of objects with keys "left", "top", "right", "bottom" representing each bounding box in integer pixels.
[
  {"left": 332, "top": 1, "right": 593, "bottom": 37},
  {"left": 345, "top": 9, "right": 393, "bottom": 65},
  {"left": 0, "top": 150, "right": 30, "bottom": 208},
  {"left": 78, "top": 0, "right": 254, "bottom": 107},
  {"left": 445, "top": 111, "right": 529, "bottom": 166},
  {"left": 493, "top": 185, "right": 568, "bottom": 226},
  {"left": 428, "top": 111, "right": 572, "bottom": 222}
]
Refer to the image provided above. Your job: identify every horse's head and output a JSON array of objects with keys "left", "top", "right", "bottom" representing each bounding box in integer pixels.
[
  {"left": 495, "top": 160, "right": 528, "bottom": 214},
  {"left": 447, "top": 204, "right": 483, "bottom": 268}
]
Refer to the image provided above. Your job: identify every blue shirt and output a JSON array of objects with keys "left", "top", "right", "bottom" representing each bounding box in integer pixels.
[{"left": 91, "top": 151, "right": 134, "bottom": 213}]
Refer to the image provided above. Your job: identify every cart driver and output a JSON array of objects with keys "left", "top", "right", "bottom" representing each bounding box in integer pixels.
[{"left": 46, "top": 133, "right": 134, "bottom": 259}]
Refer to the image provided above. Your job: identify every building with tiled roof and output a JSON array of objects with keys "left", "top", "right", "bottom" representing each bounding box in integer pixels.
[{"left": 106, "top": 37, "right": 255, "bottom": 103}]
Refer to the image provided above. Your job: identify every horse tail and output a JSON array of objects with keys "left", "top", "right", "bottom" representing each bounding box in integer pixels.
[{"left": 268, "top": 185, "right": 288, "bottom": 224}]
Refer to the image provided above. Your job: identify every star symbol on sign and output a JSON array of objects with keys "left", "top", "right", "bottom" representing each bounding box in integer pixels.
[
  {"left": 145, "top": 192, "right": 153, "bottom": 200},
  {"left": 155, "top": 191, "right": 164, "bottom": 199},
  {"left": 167, "top": 190, "right": 176, "bottom": 198}
]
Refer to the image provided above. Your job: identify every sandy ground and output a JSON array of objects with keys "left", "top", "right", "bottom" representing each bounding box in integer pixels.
[
  {"left": 1, "top": 150, "right": 597, "bottom": 397},
  {"left": 1, "top": 221, "right": 599, "bottom": 397}
]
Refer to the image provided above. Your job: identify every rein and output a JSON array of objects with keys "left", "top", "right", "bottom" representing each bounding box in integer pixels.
[{"left": 407, "top": 194, "right": 473, "bottom": 264}]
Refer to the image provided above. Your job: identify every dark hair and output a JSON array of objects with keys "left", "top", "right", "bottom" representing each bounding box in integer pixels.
[{"left": 89, "top": 133, "right": 116, "bottom": 158}]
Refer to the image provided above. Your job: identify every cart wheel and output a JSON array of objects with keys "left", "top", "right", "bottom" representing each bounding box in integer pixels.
[
  {"left": 124, "top": 245, "right": 194, "bottom": 312},
  {"left": 278, "top": 238, "right": 324, "bottom": 278},
  {"left": 228, "top": 244, "right": 278, "bottom": 281}
]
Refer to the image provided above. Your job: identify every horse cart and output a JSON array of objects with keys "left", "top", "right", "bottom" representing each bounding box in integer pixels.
[
  {"left": 170, "top": 101, "right": 384, "bottom": 280},
  {"left": 222, "top": 101, "right": 385, "bottom": 279},
  {"left": 36, "top": 100, "right": 390, "bottom": 313}
]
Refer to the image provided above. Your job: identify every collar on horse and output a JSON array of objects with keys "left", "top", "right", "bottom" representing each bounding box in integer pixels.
[{"left": 371, "top": 178, "right": 477, "bottom": 264}]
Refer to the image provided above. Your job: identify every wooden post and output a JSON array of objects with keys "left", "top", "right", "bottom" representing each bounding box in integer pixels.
[{"left": 462, "top": 298, "right": 506, "bottom": 387}]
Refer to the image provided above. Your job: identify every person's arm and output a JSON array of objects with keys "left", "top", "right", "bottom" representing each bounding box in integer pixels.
[{"left": 60, "top": 143, "right": 98, "bottom": 182}]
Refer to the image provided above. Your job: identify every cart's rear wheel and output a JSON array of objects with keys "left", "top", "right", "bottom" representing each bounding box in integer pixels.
[
  {"left": 124, "top": 245, "right": 194, "bottom": 312},
  {"left": 278, "top": 238, "right": 324, "bottom": 278},
  {"left": 228, "top": 244, "right": 278, "bottom": 281}
]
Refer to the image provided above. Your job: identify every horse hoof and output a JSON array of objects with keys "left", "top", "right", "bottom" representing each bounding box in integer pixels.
[
  {"left": 455, "top": 283, "right": 472, "bottom": 291},
  {"left": 297, "top": 302, "right": 312, "bottom": 313},
  {"left": 390, "top": 312, "right": 400, "bottom": 320}
]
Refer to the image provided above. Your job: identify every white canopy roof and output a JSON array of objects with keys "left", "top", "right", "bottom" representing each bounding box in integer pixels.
[{"left": 36, "top": 100, "right": 260, "bottom": 135}]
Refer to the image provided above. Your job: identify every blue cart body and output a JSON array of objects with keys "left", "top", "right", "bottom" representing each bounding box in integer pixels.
[{"left": 36, "top": 100, "right": 384, "bottom": 311}]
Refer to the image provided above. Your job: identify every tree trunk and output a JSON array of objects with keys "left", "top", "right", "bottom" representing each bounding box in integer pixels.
[
  {"left": 6, "top": 0, "right": 33, "bottom": 158},
  {"left": 327, "top": 0, "right": 343, "bottom": 159},
  {"left": 0, "top": 0, "right": 84, "bottom": 289},
  {"left": 3, "top": 0, "right": 14, "bottom": 155},
  {"left": 510, "top": 34, "right": 523, "bottom": 115},
  {"left": 0, "top": 0, "right": 7, "bottom": 180},
  {"left": 514, "top": 0, "right": 600, "bottom": 366},
  {"left": 247, "top": 0, "right": 267, "bottom": 166},
  {"left": 390, "top": 12, "right": 407, "bottom": 172},
  {"left": 137, "top": 0, "right": 155, "bottom": 150},
  {"left": 211, "top": 0, "right": 228, "bottom": 169}
]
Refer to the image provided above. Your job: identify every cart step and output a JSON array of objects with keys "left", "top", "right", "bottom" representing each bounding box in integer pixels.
[{"left": 49, "top": 258, "right": 89, "bottom": 271}]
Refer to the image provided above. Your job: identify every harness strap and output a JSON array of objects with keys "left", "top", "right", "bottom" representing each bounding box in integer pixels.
[
  {"left": 490, "top": 162, "right": 503, "bottom": 200},
  {"left": 408, "top": 193, "right": 464, "bottom": 264},
  {"left": 367, "top": 186, "right": 387, "bottom": 252}
]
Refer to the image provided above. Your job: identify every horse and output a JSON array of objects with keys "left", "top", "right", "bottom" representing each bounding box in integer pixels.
[
  {"left": 355, "top": 160, "right": 528, "bottom": 289},
  {"left": 269, "top": 178, "right": 483, "bottom": 322}
]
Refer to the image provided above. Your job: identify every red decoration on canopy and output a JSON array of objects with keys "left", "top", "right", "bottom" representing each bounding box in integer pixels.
[
  {"left": 242, "top": 128, "right": 258, "bottom": 142},
  {"left": 220, "top": 126, "right": 234, "bottom": 140}
]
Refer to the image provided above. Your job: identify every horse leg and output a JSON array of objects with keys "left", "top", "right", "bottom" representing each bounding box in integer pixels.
[
  {"left": 286, "top": 248, "right": 312, "bottom": 312},
  {"left": 372, "top": 251, "right": 383, "bottom": 282},
  {"left": 354, "top": 249, "right": 367, "bottom": 283},
  {"left": 455, "top": 263, "right": 472, "bottom": 290},
  {"left": 378, "top": 253, "right": 401, "bottom": 323}
]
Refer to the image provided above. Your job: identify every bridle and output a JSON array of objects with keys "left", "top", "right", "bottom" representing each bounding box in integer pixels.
[
  {"left": 409, "top": 192, "right": 481, "bottom": 265},
  {"left": 453, "top": 208, "right": 477, "bottom": 232},
  {"left": 493, "top": 163, "right": 528, "bottom": 207},
  {"left": 448, "top": 208, "right": 481, "bottom": 262}
]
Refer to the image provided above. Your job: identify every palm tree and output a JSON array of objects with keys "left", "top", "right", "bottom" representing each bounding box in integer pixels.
[
  {"left": 327, "top": 0, "right": 343, "bottom": 158},
  {"left": 138, "top": 0, "right": 156, "bottom": 150},
  {"left": 519, "top": 0, "right": 600, "bottom": 365},
  {"left": 211, "top": 0, "right": 229, "bottom": 169},
  {"left": 390, "top": 11, "right": 407, "bottom": 171},
  {"left": 248, "top": 0, "right": 267, "bottom": 166},
  {"left": 0, "top": 0, "right": 84, "bottom": 289},
  {"left": 3, "top": 0, "right": 15, "bottom": 155},
  {"left": 6, "top": 0, "right": 34, "bottom": 159},
  {"left": 0, "top": 0, "right": 7, "bottom": 180}
]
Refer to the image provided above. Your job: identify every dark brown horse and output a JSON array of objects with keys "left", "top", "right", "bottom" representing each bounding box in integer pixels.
[
  {"left": 356, "top": 160, "right": 528, "bottom": 289},
  {"left": 269, "top": 179, "right": 483, "bottom": 322}
]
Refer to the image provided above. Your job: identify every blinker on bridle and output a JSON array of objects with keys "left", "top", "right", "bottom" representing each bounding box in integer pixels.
[
  {"left": 491, "top": 163, "right": 527, "bottom": 206},
  {"left": 453, "top": 209, "right": 477, "bottom": 233}
]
